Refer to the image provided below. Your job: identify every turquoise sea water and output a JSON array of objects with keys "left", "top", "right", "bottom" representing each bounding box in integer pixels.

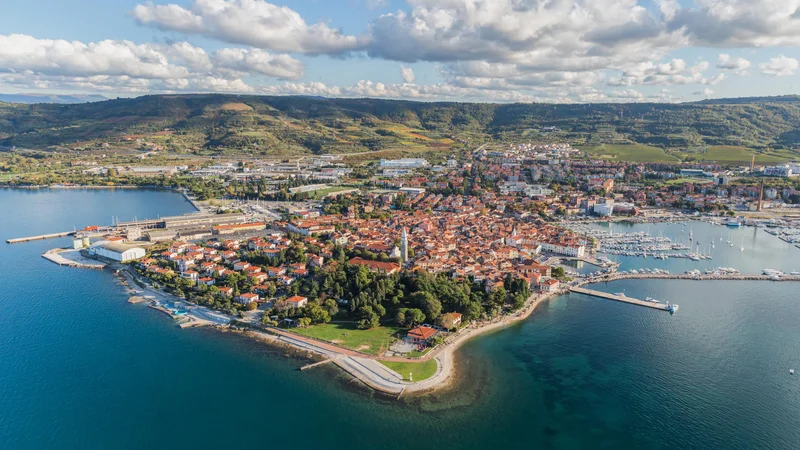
[{"left": 1, "top": 189, "right": 800, "bottom": 449}]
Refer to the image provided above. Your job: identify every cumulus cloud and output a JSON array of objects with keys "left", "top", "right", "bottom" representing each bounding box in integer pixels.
[
  {"left": 716, "top": 54, "right": 751, "bottom": 73},
  {"left": 133, "top": 0, "right": 365, "bottom": 54},
  {"left": 759, "top": 55, "right": 799, "bottom": 76},
  {"left": 693, "top": 87, "right": 714, "bottom": 96},
  {"left": 211, "top": 48, "right": 304, "bottom": 79},
  {"left": 0, "top": 34, "right": 305, "bottom": 97},
  {"left": 0, "top": 34, "right": 189, "bottom": 79},
  {"left": 607, "top": 59, "right": 722, "bottom": 86},
  {"left": 667, "top": 0, "right": 800, "bottom": 48},
  {"left": 400, "top": 65, "right": 415, "bottom": 84}
]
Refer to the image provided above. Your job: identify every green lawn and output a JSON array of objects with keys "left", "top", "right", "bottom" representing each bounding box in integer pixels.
[
  {"left": 291, "top": 323, "right": 404, "bottom": 355},
  {"left": 577, "top": 144, "right": 680, "bottom": 163},
  {"left": 679, "top": 146, "right": 792, "bottom": 164},
  {"left": 307, "top": 186, "right": 360, "bottom": 199},
  {"left": 379, "top": 359, "right": 439, "bottom": 382}
]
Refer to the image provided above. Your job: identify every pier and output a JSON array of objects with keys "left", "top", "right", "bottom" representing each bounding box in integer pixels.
[
  {"left": 7, "top": 231, "right": 75, "bottom": 244},
  {"left": 300, "top": 358, "right": 337, "bottom": 371},
  {"left": 569, "top": 287, "right": 672, "bottom": 311}
]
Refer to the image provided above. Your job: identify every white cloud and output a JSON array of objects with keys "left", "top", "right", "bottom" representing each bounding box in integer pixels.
[
  {"left": 133, "top": 0, "right": 365, "bottom": 54},
  {"left": 716, "top": 54, "right": 751, "bottom": 73},
  {"left": 693, "top": 87, "right": 714, "bottom": 96},
  {"left": 667, "top": 0, "right": 800, "bottom": 48},
  {"left": 400, "top": 65, "right": 415, "bottom": 83},
  {"left": 211, "top": 48, "right": 304, "bottom": 79},
  {"left": 607, "top": 59, "right": 721, "bottom": 86},
  {"left": 364, "top": 0, "right": 389, "bottom": 9},
  {"left": 759, "top": 55, "right": 799, "bottom": 76},
  {"left": 0, "top": 34, "right": 188, "bottom": 79}
]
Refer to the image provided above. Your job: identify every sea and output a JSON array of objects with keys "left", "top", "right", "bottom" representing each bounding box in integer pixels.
[{"left": 1, "top": 188, "right": 799, "bottom": 450}]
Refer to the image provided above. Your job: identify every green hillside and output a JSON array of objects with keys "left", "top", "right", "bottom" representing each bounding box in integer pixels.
[{"left": 1, "top": 94, "right": 799, "bottom": 157}]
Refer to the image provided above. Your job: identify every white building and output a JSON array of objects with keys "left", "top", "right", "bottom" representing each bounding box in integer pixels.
[
  {"left": 535, "top": 241, "right": 586, "bottom": 257},
  {"left": 593, "top": 202, "right": 615, "bottom": 217},
  {"left": 91, "top": 243, "right": 146, "bottom": 262},
  {"left": 379, "top": 158, "right": 429, "bottom": 169},
  {"left": 764, "top": 165, "right": 792, "bottom": 177}
]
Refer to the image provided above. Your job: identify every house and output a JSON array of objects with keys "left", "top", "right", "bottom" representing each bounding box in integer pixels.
[
  {"left": 253, "top": 285, "right": 273, "bottom": 296},
  {"left": 348, "top": 257, "right": 401, "bottom": 274},
  {"left": 181, "top": 270, "right": 199, "bottom": 282},
  {"left": 217, "top": 286, "right": 234, "bottom": 297},
  {"left": 539, "top": 278, "right": 560, "bottom": 292},
  {"left": 197, "top": 277, "right": 215, "bottom": 286},
  {"left": 233, "top": 261, "right": 251, "bottom": 271},
  {"left": 285, "top": 295, "right": 308, "bottom": 308},
  {"left": 406, "top": 326, "right": 438, "bottom": 345},
  {"left": 439, "top": 312, "right": 463, "bottom": 330},
  {"left": 236, "top": 292, "right": 260, "bottom": 304}
]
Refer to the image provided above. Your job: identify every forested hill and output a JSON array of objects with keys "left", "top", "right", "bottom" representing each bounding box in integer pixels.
[{"left": 0, "top": 94, "right": 798, "bottom": 154}]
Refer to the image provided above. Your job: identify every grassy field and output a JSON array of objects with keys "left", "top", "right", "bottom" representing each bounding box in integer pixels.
[
  {"left": 291, "top": 323, "right": 404, "bottom": 356},
  {"left": 378, "top": 359, "right": 439, "bottom": 382},
  {"left": 577, "top": 144, "right": 681, "bottom": 163},
  {"left": 307, "top": 186, "right": 360, "bottom": 199},
  {"left": 678, "top": 146, "right": 794, "bottom": 164}
]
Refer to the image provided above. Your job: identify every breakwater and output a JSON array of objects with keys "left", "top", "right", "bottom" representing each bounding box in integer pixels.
[
  {"left": 582, "top": 273, "right": 800, "bottom": 283},
  {"left": 7, "top": 231, "right": 75, "bottom": 244}
]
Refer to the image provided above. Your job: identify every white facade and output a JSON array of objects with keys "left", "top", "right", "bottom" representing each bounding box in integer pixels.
[
  {"left": 535, "top": 241, "right": 586, "bottom": 257},
  {"left": 764, "top": 165, "right": 793, "bottom": 177},
  {"left": 93, "top": 244, "right": 146, "bottom": 262},
  {"left": 593, "top": 202, "right": 615, "bottom": 216},
  {"left": 379, "top": 158, "right": 429, "bottom": 169}
]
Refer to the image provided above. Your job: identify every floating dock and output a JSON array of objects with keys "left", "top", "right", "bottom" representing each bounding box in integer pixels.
[
  {"left": 569, "top": 287, "right": 672, "bottom": 311},
  {"left": 7, "top": 231, "right": 75, "bottom": 244}
]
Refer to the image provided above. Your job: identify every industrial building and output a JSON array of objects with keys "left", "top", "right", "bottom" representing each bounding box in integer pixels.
[{"left": 90, "top": 243, "right": 146, "bottom": 262}]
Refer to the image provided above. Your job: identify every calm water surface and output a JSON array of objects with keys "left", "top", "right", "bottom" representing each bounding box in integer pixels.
[{"left": 1, "top": 189, "right": 799, "bottom": 449}]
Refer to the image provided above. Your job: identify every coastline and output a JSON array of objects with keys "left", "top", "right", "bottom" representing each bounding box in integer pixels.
[{"left": 109, "top": 260, "right": 564, "bottom": 395}]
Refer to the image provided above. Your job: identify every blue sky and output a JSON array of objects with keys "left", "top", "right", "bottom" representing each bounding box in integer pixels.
[{"left": 0, "top": 0, "right": 798, "bottom": 103}]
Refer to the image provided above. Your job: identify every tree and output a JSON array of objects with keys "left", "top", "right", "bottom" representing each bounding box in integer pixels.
[
  {"left": 306, "top": 303, "right": 332, "bottom": 324},
  {"left": 489, "top": 286, "right": 507, "bottom": 307},
  {"left": 551, "top": 267, "right": 566, "bottom": 279},
  {"left": 244, "top": 302, "right": 258, "bottom": 311},
  {"left": 395, "top": 308, "right": 407, "bottom": 326},
  {"left": 356, "top": 306, "right": 381, "bottom": 330},
  {"left": 406, "top": 308, "right": 426, "bottom": 326},
  {"left": 297, "top": 317, "right": 312, "bottom": 328},
  {"left": 411, "top": 291, "right": 442, "bottom": 321}
]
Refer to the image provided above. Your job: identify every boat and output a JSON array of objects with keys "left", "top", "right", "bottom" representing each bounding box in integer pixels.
[
  {"left": 666, "top": 302, "right": 679, "bottom": 314},
  {"left": 791, "top": 369, "right": 795, "bottom": 375},
  {"left": 614, "top": 292, "right": 626, "bottom": 297},
  {"left": 791, "top": 271, "right": 800, "bottom": 276},
  {"left": 726, "top": 220, "right": 741, "bottom": 228}
]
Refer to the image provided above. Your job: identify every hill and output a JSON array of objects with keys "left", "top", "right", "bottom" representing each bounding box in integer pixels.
[{"left": 1, "top": 94, "right": 799, "bottom": 156}]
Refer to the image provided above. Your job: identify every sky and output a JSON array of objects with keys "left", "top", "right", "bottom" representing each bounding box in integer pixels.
[{"left": 1, "top": 0, "right": 799, "bottom": 103}]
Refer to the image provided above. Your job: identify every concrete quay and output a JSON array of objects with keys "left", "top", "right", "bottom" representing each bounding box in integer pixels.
[
  {"left": 7, "top": 231, "right": 75, "bottom": 244},
  {"left": 585, "top": 273, "right": 800, "bottom": 283},
  {"left": 569, "top": 287, "right": 671, "bottom": 311}
]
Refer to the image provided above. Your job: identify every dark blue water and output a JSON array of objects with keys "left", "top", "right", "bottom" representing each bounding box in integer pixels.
[{"left": 1, "top": 189, "right": 799, "bottom": 449}]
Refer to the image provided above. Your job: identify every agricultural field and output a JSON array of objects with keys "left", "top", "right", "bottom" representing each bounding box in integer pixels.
[
  {"left": 677, "top": 146, "right": 796, "bottom": 164},
  {"left": 577, "top": 144, "right": 681, "bottom": 163}
]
